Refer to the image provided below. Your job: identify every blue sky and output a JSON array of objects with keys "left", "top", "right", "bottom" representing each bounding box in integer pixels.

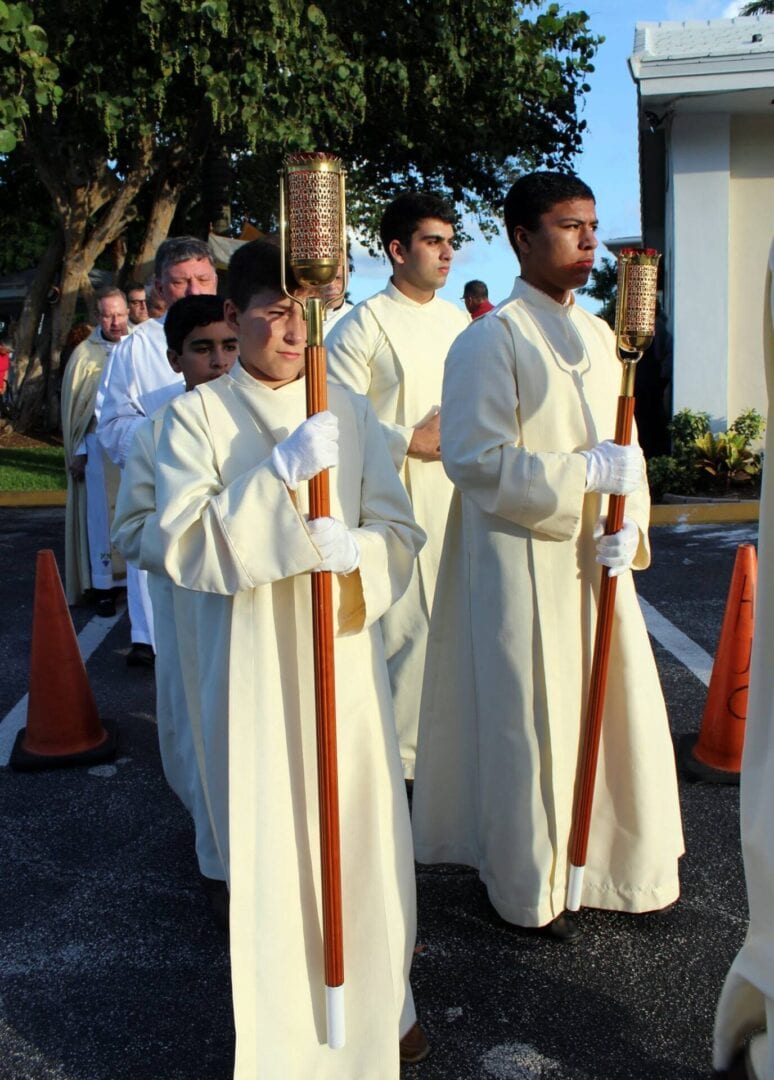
[{"left": 345, "top": 0, "right": 746, "bottom": 313}]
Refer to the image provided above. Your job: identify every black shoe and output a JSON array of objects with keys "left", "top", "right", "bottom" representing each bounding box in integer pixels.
[
  {"left": 94, "top": 591, "right": 116, "bottom": 617},
  {"left": 200, "top": 874, "right": 229, "bottom": 932},
  {"left": 126, "top": 642, "right": 155, "bottom": 668},
  {"left": 530, "top": 913, "right": 581, "bottom": 943}
]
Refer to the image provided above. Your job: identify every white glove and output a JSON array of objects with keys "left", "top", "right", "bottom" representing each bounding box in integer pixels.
[
  {"left": 271, "top": 411, "right": 339, "bottom": 490},
  {"left": 581, "top": 440, "right": 643, "bottom": 496},
  {"left": 593, "top": 516, "right": 639, "bottom": 577},
  {"left": 308, "top": 516, "right": 360, "bottom": 574}
]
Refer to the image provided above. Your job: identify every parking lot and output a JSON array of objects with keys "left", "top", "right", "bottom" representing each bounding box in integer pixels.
[{"left": 0, "top": 508, "right": 757, "bottom": 1079}]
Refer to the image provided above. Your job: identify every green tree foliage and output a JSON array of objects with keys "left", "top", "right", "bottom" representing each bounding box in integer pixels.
[
  {"left": 579, "top": 255, "right": 617, "bottom": 327},
  {"left": 3, "top": 0, "right": 601, "bottom": 430},
  {"left": 741, "top": 1, "right": 774, "bottom": 13}
]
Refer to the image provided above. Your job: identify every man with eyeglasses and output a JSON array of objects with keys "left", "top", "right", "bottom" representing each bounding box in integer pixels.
[{"left": 125, "top": 283, "right": 150, "bottom": 326}]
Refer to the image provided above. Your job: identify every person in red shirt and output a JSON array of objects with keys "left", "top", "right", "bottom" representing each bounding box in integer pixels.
[{"left": 463, "top": 279, "right": 495, "bottom": 319}]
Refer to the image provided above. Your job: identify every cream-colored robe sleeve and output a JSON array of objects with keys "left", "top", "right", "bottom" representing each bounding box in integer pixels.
[
  {"left": 441, "top": 313, "right": 588, "bottom": 539},
  {"left": 337, "top": 396, "right": 426, "bottom": 635},
  {"left": 151, "top": 392, "right": 322, "bottom": 594},
  {"left": 441, "top": 310, "right": 650, "bottom": 567}
]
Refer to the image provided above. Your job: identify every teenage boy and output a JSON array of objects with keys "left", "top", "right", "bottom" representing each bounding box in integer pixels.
[
  {"left": 326, "top": 192, "right": 469, "bottom": 780},
  {"left": 112, "top": 295, "right": 238, "bottom": 923},
  {"left": 412, "top": 171, "right": 683, "bottom": 943},
  {"left": 147, "top": 240, "right": 428, "bottom": 1076}
]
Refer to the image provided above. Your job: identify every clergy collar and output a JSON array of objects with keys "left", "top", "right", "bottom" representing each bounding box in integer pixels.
[
  {"left": 385, "top": 278, "right": 438, "bottom": 308},
  {"left": 508, "top": 277, "right": 576, "bottom": 313}
]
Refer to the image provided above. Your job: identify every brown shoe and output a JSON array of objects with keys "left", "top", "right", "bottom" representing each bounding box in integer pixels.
[{"left": 399, "top": 1021, "right": 430, "bottom": 1064}]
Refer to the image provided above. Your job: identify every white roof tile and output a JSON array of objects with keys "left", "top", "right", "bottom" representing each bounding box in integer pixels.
[{"left": 632, "top": 16, "right": 774, "bottom": 62}]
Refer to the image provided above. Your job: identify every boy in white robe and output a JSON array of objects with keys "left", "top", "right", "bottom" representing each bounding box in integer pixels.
[
  {"left": 412, "top": 171, "right": 684, "bottom": 942},
  {"left": 148, "top": 240, "right": 428, "bottom": 1077},
  {"left": 326, "top": 192, "right": 469, "bottom": 779},
  {"left": 112, "top": 295, "right": 238, "bottom": 921}
]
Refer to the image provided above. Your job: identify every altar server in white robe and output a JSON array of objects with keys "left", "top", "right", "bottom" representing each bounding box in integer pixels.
[
  {"left": 61, "top": 288, "right": 130, "bottom": 609},
  {"left": 326, "top": 192, "right": 469, "bottom": 778},
  {"left": 713, "top": 239, "right": 774, "bottom": 1080},
  {"left": 97, "top": 237, "right": 218, "bottom": 665},
  {"left": 148, "top": 240, "right": 428, "bottom": 1077},
  {"left": 112, "top": 295, "right": 238, "bottom": 913},
  {"left": 412, "top": 171, "right": 683, "bottom": 941}
]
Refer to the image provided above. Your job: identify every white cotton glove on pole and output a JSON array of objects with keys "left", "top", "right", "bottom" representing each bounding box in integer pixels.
[
  {"left": 581, "top": 440, "right": 643, "bottom": 496},
  {"left": 271, "top": 411, "right": 339, "bottom": 490},
  {"left": 593, "top": 516, "right": 639, "bottom": 577},
  {"left": 308, "top": 516, "right": 361, "bottom": 574}
]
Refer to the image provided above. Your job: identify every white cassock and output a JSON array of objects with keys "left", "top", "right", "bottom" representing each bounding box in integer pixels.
[
  {"left": 713, "top": 242, "right": 774, "bottom": 1078},
  {"left": 97, "top": 316, "right": 182, "bottom": 648},
  {"left": 111, "top": 387, "right": 225, "bottom": 882},
  {"left": 61, "top": 327, "right": 127, "bottom": 604},
  {"left": 148, "top": 363, "right": 425, "bottom": 1079},
  {"left": 412, "top": 278, "right": 684, "bottom": 927},
  {"left": 326, "top": 281, "right": 469, "bottom": 777}
]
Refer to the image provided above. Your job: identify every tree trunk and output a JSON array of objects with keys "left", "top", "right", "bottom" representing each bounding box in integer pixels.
[
  {"left": 11, "top": 231, "right": 64, "bottom": 433},
  {"left": 127, "top": 173, "right": 186, "bottom": 286}
]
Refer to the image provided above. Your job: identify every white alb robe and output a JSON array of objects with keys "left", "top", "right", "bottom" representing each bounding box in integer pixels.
[
  {"left": 326, "top": 281, "right": 469, "bottom": 776},
  {"left": 97, "top": 315, "right": 180, "bottom": 648},
  {"left": 713, "top": 242, "right": 774, "bottom": 1077},
  {"left": 412, "top": 278, "right": 684, "bottom": 927},
  {"left": 149, "top": 363, "right": 425, "bottom": 1079},
  {"left": 111, "top": 390, "right": 225, "bottom": 881}
]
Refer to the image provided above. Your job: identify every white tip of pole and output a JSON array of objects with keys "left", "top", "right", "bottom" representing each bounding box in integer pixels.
[
  {"left": 567, "top": 864, "right": 584, "bottom": 912},
  {"left": 326, "top": 984, "right": 346, "bottom": 1049}
]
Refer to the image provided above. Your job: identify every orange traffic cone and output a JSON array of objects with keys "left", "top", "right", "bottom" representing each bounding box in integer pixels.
[
  {"left": 679, "top": 543, "right": 756, "bottom": 784},
  {"left": 10, "top": 550, "right": 118, "bottom": 771}
]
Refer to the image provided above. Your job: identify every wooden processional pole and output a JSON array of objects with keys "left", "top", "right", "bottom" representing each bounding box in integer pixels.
[
  {"left": 279, "top": 152, "right": 348, "bottom": 1047},
  {"left": 566, "top": 248, "right": 661, "bottom": 913}
]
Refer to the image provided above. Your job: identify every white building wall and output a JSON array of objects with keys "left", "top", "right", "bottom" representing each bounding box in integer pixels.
[
  {"left": 728, "top": 115, "right": 774, "bottom": 427},
  {"left": 670, "top": 113, "right": 730, "bottom": 427}
]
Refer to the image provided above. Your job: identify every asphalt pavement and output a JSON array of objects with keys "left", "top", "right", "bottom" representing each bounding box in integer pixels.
[{"left": 0, "top": 509, "right": 758, "bottom": 1080}]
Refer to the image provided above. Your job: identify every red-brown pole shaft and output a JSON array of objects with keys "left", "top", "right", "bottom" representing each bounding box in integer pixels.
[
  {"left": 306, "top": 340, "right": 344, "bottom": 990},
  {"left": 569, "top": 392, "right": 636, "bottom": 872}
]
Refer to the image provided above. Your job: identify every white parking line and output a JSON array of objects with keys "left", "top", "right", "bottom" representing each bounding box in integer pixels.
[
  {"left": 0, "top": 608, "right": 123, "bottom": 766},
  {"left": 638, "top": 595, "right": 713, "bottom": 688}
]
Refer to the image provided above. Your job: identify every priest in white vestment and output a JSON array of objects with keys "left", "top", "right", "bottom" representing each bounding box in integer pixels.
[
  {"left": 412, "top": 171, "right": 683, "bottom": 940},
  {"left": 97, "top": 237, "right": 218, "bottom": 665},
  {"left": 148, "top": 240, "right": 428, "bottom": 1077},
  {"left": 61, "top": 288, "right": 130, "bottom": 608},
  {"left": 112, "top": 296, "right": 238, "bottom": 909},
  {"left": 713, "top": 240, "right": 774, "bottom": 1080},
  {"left": 326, "top": 192, "right": 469, "bottom": 778}
]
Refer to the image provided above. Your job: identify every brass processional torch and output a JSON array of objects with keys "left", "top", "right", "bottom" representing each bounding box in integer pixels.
[
  {"left": 567, "top": 248, "right": 661, "bottom": 913},
  {"left": 279, "top": 152, "right": 348, "bottom": 1049}
]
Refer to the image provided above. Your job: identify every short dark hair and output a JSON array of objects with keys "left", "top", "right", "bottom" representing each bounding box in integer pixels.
[
  {"left": 379, "top": 192, "right": 455, "bottom": 261},
  {"left": 226, "top": 238, "right": 299, "bottom": 313},
  {"left": 504, "top": 172, "right": 595, "bottom": 258},
  {"left": 124, "top": 282, "right": 147, "bottom": 297},
  {"left": 154, "top": 236, "right": 215, "bottom": 280},
  {"left": 164, "top": 295, "right": 227, "bottom": 355},
  {"left": 463, "top": 280, "right": 488, "bottom": 301}
]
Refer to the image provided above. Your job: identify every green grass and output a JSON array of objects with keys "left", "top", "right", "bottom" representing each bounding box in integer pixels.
[{"left": 0, "top": 446, "right": 67, "bottom": 491}]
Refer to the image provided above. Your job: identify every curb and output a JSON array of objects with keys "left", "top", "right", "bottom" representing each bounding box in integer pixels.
[
  {"left": 0, "top": 490, "right": 67, "bottom": 507},
  {"left": 650, "top": 501, "right": 759, "bottom": 527}
]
